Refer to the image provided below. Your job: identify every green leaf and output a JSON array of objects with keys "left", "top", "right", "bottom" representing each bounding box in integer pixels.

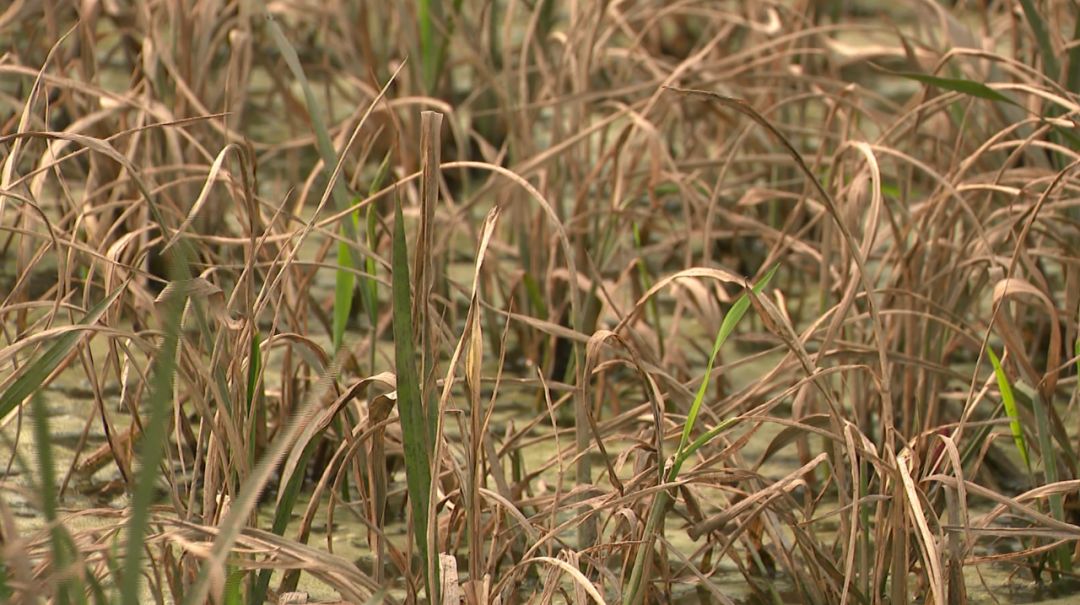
[
  {"left": 417, "top": 0, "right": 463, "bottom": 92},
  {"left": 418, "top": 0, "right": 438, "bottom": 92},
  {"left": 987, "top": 348, "right": 1030, "bottom": 470},
  {"left": 1020, "top": 380, "right": 1071, "bottom": 572},
  {"left": 359, "top": 151, "right": 393, "bottom": 350},
  {"left": 392, "top": 197, "right": 438, "bottom": 601},
  {"left": 632, "top": 223, "right": 664, "bottom": 359},
  {"left": 1075, "top": 335, "right": 1079, "bottom": 379},
  {"left": 678, "top": 264, "right": 779, "bottom": 454},
  {"left": 894, "top": 72, "right": 1021, "bottom": 107},
  {"left": 0, "top": 287, "right": 123, "bottom": 420},
  {"left": 224, "top": 567, "right": 244, "bottom": 605},
  {"left": 33, "top": 392, "right": 85, "bottom": 605},
  {"left": 892, "top": 70, "right": 1080, "bottom": 152},
  {"left": 250, "top": 438, "right": 316, "bottom": 605},
  {"left": 121, "top": 281, "right": 186, "bottom": 605},
  {"left": 625, "top": 265, "right": 779, "bottom": 605},
  {"left": 522, "top": 273, "right": 547, "bottom": 320},
  {"left": 264, "top": 13, "right": 364, "bottom": 266},
  {"left": 333, "top": 216, "right": 360, "bottom": 352},
  {"left": 669, "top": 417, "right": 739, "bottom": 479},
  {"left": 1017, "top": 0, "right": 1059, "bottom": 79},
  {"left": 246, "top": 332, "right": 264, "bottom": 469}
]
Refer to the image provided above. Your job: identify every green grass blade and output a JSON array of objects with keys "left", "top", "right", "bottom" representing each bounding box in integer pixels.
[
  {"left": 893, "top": 69, "right": 1079, "bottom": 152},
  {"left": 391, "top": 197, "right": 438, "bottom": 601},
  {"left": 333, "top": 216, "right": 360, "bottom": 352},
  {"left": 0, "top": 287, "right": 123, "bottom": 420},
  {"left": 359, "top": 152, "right": 392, "bottom": 355},
  {"left": 417, "top": 0, "right": 462, "bottom": 91},
  {"left": 1020, "top": 381, "right": 1071, "bottom": 573},
  {"left": 432, "top": 0, "right": 464, "bottom": 89},
  {"left": 245, "top": 332, "right": 263, "bottom": 467},
  {"left": 268, "top": 14, "right": 394, "bottom": 355},
  {"left": 120, "top": 279, "right": 186, "bottom": 605},
  {"left": 264, "top": 13, "right": 363, "bottom": 258},
  {"left": 987, "top": 348, "right": 1031, "bottom": 471},
  {"left": 418, "top": 0, "right": 433, "bottom": 89},
  {"left": 250, "top": 438, "right": 316, "bottom": 605},
  {"left": 1017, "top": 0, "right": 1059, "bottom": 79},
  {"left": 32, "top": 392, "right": 84, "bottom": 605},
  {"left": 1073, "top": 327, "right": 1079, "bottom": 380},
  {"left": 632, "top": 223, "right": 664, "bottom": 359},
  {"left": 245, "top": 332, "right": 262, "bottom": 410},
  {"left": 85, "top": 567, "right": 107, "bottom": 605},
  {"left": 678, "top": 264, "right": 779, "bottom": 453},
  {"left": 364, "top": 206, "right": 380, "bottom": 373},
  {"left": 522, "top": 273, "right": 548, "bottom": 320},
  {"left": 669, "top": 417, "right": 739, "bottom": 480},
  {"left": 625, "top": 265, "right": 778, "bottom": 605},
  {"left": 893, "top": 72, "right": 1021, "bottom": 107},
  {"left": 0, "top": 563, "right": 9, "bottom": 603},
  {"left": 417, "top": 0, "right": 438, "bottom": 92},
  {"left": 364, "top": 206, "right": 380, "bottom": 326},
  {"left": 224, "top": 567, "right": 243, "bottom": 605},
  {"left": 333, "top": 152, "right": 391, "bottom": 355}
]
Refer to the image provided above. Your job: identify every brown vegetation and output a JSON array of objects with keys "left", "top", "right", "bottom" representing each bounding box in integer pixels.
[{"left": 1, "top": 1, "right": 1078, "bottom": 604}]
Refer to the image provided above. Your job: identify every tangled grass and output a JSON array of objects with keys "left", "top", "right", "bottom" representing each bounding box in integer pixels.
[{"left": 1, "top": 1, "right": 1078, "bottom": 603}]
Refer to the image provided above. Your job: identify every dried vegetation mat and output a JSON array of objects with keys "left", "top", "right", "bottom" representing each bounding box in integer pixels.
[{"left": 1, "top": 1, "right": 1079, "bottom": 604}]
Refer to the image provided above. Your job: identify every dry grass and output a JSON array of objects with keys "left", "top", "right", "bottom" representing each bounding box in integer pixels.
[{"left": 1, "top": 1, "right": 1079, "bottom": 604}]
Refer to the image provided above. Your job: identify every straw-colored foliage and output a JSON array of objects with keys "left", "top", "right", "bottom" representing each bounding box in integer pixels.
[{"left": 1, "top": 1, "right": 1078, "bottom": 603}]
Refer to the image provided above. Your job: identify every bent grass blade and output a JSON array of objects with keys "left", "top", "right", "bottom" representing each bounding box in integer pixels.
[{"left": 624, "top": 265, "right": 777, "bottom": 605}]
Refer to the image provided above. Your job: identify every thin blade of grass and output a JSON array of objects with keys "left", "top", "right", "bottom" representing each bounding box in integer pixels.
[
  {"left": 892, "top": 72, "right": 1022, "bottom": 107},
  {"left": 670, "top": 417, "right": 740, "bottom": 478},
  {"left": 392, "top": 195, "right": 438, "bottom": 602},
  {"left": 264, "top": 13, "right": 353, "bottom": 228},
  {"left": 333, "top": 213, "right": 360, "bottom": 352},
  {"left": 417, "top": 0, "right": 440, "bottom": 92},
  {"left": 418, "top": 0, "right": 434, "bottom": 90},
  {"left": 987, "top": 348, "right": 1031, "bottom": 471},
  {"left": 224, "top": 568, "right": 243, "bottom": 605},
  {"left": 679, "top": 264, "right": 778, "bottom": 453},
  {"left": 433, "top": 0, "right": 464, "bottom": 88},
  {"left": 332, "top": 145, "right": 393, "bottom": 352},
  {"left": 245, "top": 332, "right": 262, "bottom": 467},
  {"left": 1019, "top": 381, "right": 1071, "bottom": 573},
  {"left": 890, "top": 70, "right": 1080, "bottom": 152},
  {"left": 264, "top": 12, "right": 401, "bottom": 269},
  {"left": 360, "top": 151, "right": 393, "bottom": 326},
  {"left": 121, "top": 274, "right": 186, "bottom": 605},
  {"left": 0, "top": 286, "right": 123, "bottom": 420},
  {"left": 360, "top": 151, "right": 392, "bottom": 373},
  {"left": 1017, "top": 0, "right": 1059, "bottom": 79},
  {"left": 249, "top": 438, "right": 316, "bottom": 605},
  {"left": 624, "top": 265, "right": 777, "bottom": 605},
  {"left": 364, "top": 204, "right": 381, "bottom": 373},
  {"left": 32, "top": 392, "right": 85, "bottom": 605},
  {"left": 632, "top": 223, "right": 664, "bottom": 359}
]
